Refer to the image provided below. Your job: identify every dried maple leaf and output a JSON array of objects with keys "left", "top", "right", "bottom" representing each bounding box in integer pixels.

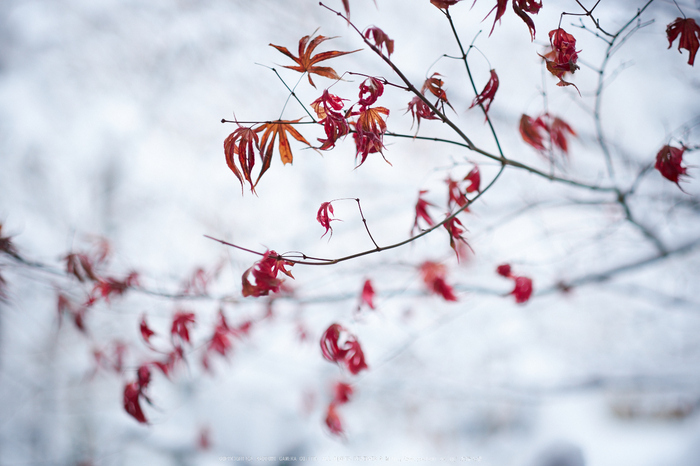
[
  {"left": 667, "top": 17, "right": 700, "bottom": 66},
  {"left": 421, "top": 73, "right": 454, "bottom": 113},
  {"left": 317, "top": 201, "right": 338, "bottom": 238},
  {"left": 224, "top": 125, "right": 260, "bottom": 193},
  {"left": 311, "top": 90, "right": 350, "bottom": 150},
  {"left": 431, "top": 0, "right": 462, "bottom": 8},
  {"left": 256, "top": 119, "right": 312, "bottom": 186},
  {"left": 469, "top": 69, "right": 499, "bottom": 119},
  {"left": 540, "top": 28, "right": 580, "bottom": 91},
  {"left": 352, "top": 105, "right": 390, "bottom": 166},
  {"left": 655, "top": 144, "right": 688, "bottom": 187},
  {"left": 519, "top": 114, "right": 547, "bottom": 151},
  {"left": 364, "top": 26, "right": 394, "bottom": 57},
  {"left": 269, "top": 34, "right": 360, "bottom": 88},
  {"left": 358, "top": 77, "right": 384, "bottom": 108}
]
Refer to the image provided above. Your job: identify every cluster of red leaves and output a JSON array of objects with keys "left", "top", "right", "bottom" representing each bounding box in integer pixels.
[
  {"left": 496, "top": 264, "right": 533, "bottom": 304},
  {"left": 201, "top": 310, "right": 253, "bottom": 371},
  {"left": 351, "top": 77, "right": 390, "bottom": 166},
  {"left": 241, "top": 250, "right": 294, "bottom": 297},
  {"left": 540, "top": 28, "right": 580, "bottom": 90},
  {"left": 407, "top": 73, "right": 455, "bottom": 130},
  {"left": 316, "top": 201, "right": 338, "bottom": 238},
  {"left": 655, "top": 144, "right": 688, "bottom": 188},
  {"left": 519, "top": 113, "right": 576, "bottom": 159},
  {"left": 64, "top": 240, "right": 110, "bottom": 282},
  {"left": 311, "top": 90, "right": 350, "bottom": 150},
  {"left": 91, "top": 272, "right": 139, "bottom": 303},
  {"left": 364, "top": 26, "right": 394, "bottom": 57},
  {"left": 325, "top": 381, "right": 354, "bottom": 436},
  {"left": 667, "top": 17, "right": 700, "bottom": 66},
  {"left": 419, "top": 261, "right": 457, "bottom": 301},
  {"left": 469, "top": 70, "right": 499, "bottom": 119},
  {"left": 320, "top": 323, "right": 368, "bottom": 374}
]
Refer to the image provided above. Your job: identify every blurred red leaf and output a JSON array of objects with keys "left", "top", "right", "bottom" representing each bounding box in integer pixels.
[
  {"left": 140, "top": 315, "right": 155, "bottom": 345},
  {"left": 419, "top": 261, "right": 458, "bottom": 301},
  {"left": 123, "top": 382, "right": 147, "bottom": 423},
  {"left": 92, "top": 272, "right": 139, "bottom": 302},
  {"left": 667, "top": 17, "right": 700, "bottom": 66},
  {"left": 320, "top": 323, "right": 368, "bottom": 374},
  {"left": 171, "top": 311, "right": 195, "bottom": 344},
  {"left": 325, "top": 403, "right": 344, "bottom": 435},
  {"left": 549, "top": 116, "right": 577, "bottom": 155},
  {"left": 496, "top": 263, "right": 512, "bottom": 277},
  {"left": 512, "top": 276, "right": 533, "bottom": 303},
  {"left": 360, "top": 279, "right": 375, "bottom": 310},
  {"left": 317, "top": 201, "right": 338, "bottom": 238},
  {"left": 407, "top": 96, "right": 439, "bottom": 130},
  {"left": 412, "top": 190, "right": 436, "bottom": 234},
  {"left": 519, "top": 114, "right": 547, "bottom": 151},
  {"left": 655, "top": 145, "right": 688, "bottom": 187},
  {"left": 333, "top": 382, "right": 354, "bottom": 405},
  {"left": 464, "top": 165, "right": 481, "bottom": 193}
]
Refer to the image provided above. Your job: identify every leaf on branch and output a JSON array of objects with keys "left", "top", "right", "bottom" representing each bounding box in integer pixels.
[
  {"left": 431, "top": 0, "right": 462, "bottom": 8},
  {"left": 484, "top": 0, "right": 508, "bottom": 36},
  {"left": 224, "top": 125, "right": 260, "bottom": 193},
  {"left": 358, "top": 77, "right": 384, "bottom": 108},
  {"left": 352, "top": 105, "right": 390, "bottom": 166},
  {"left": 91, "top": 272, "right": 139, "bottom": 302},
  {"left": 419, "top": 261, "right": 458, "bottom": 302},
  {"left": 667, "top": 17, "right": 700, "bottom": 66},
  {"left": 269, "top": 34, "right": 360, "bottom": 88},
  {"left": 407, "top": 96, "right": 439, "bottom": 130},
  {"left": 540, "top": 28, "right": 580, "bottom": 91},
  {"left": 317, "top": 201, "right": 338, "bottom": 238},
  {"left": 364, "top": 26, "right": 394, "bottom": 57},
  {"left": 257, "top": 119, "right": 312, "bottom": 174},
  {"left": 512, "top": 0, "right": 542, "bottom": 41},
  {"left": 241, "top": 250, "right": 294, "bottom": 298},
  {"left": 469, "top": 69, "right": 499, "bottom": 119},
  {"left": 464, "top": 165, "right": 481, "bottom": 193},
  {"left": 444, "top": 216, "right": 473, "bottom": 260},
  {"left": 496, "top": 264, "right": 533, "bottom": 303},
  {"left": 360, "top": 279, "right": 375, "bottom": 310},
  {"left": 412, "top": 190, "right": 436, "bottom": 234},
  {"left": 655, "top": 144, "right": 688, "bottom": 188},
  {"left": 311, "top": 90, "right": 350, "bottom": 150},
  {"left": 421, "top": 73, "right": 454, "bottom": 113}
]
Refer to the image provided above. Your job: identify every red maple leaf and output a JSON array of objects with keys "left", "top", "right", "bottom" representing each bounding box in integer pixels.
[
  {"left": 412, "top": 190, "right": 436, "bottom": 234},
  {"left": 667, "top": 17, "right": 700, "bottom": 66},
  {"left": 270, "top": 34, "right": 360, "bottom": 88},
  {"left": 320, "top": 323, "right": 368, "bottom": 374},
  {"left": 431, "top": 0, "right": 462, "bottom": 8},
  {"left": 419, "top": 261, "right": 458, "bottom": 301},
  {"left": 541, "top": 28, "right": 580, "bottom": 90},
  {"left": 519, "top": 114, "right": 547, "bottom": 151},
  {"left": 512, "top": 276, "right": 533, "bottom": 303},
  {"left": 311, "top": 90, "right": 350, "bottom": 150},
  {"left": 421, "top": 73, "right": 454, "bottom": 114},
  {"left": 171, "top": 311, "right": 196, "bottom": 344},
  {"left": 317, "top": 201, "right": 338, "bottom": 238},
  {"left": 446, "top": 178, "right": 468, "bottom": 210},
  {"left": 464, "top": 165, "right": 481, "bottom": 193},
  {"left": 358, "top": 77, "right": 384, "bottom": 108},
  {"left": 140, "top": 314, "right": 155, "bottom": 344},
  {"left": 484, "top": 0, "right": 508, "bottom": 36},
  {"left": 360, "top": 279, "right": 375, "bottom": 310},
  {"left": 364, "top": 27, "right": 394, "bottom": 57},
  {"left": 242, "top": 250, "right": 294, "bottom": 298},
  {"left": 333, "top": 381, "right": 354, "bottom": 405},
  {"left": 352, "top": 105, "right": 390, "bottom": 166},
  {"left": 469, "top": 69, "right": 499, "bottom": 118},
  {"left": 512, "top": 0, "right": 542, "bottom": 40},
  {"left": 444, "top": 216, "right": 472, "bottom": 260},
  {"left": 224, "top": 124, "right": 260, "bottom": 193},
  {"left": 655, "top": 144, "right": 688, "bottom": 187},
  {"left": 407, "top": 96, "right": 439, "bottom": 130},
  {"left": 123, "top": 382, "right": 148, "bottom": 424}
]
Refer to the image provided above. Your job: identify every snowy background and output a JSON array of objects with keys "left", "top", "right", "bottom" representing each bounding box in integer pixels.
[{"left": 1, "top": 0, "right": 700, "bottom": 465}]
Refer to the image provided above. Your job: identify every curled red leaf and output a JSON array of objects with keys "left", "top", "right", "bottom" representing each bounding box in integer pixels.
[
  {"left": 358, "top": 77, "right": 384, "bottom": 108},
  {"left": 360, "top": 279, "right": 375, "bottom": 310},
  {"left": 540, "top": 28, "right": 580, "bottom": 90},
  {"left": 512, "top": 0, "right": 542, "bottom": 40},
  {"left": 317, "top": 201, "right": 337, "bottom": 238},
  {"left": 412, "top": 190, "right": 436, "bottom": 234},
  {"left": 421, "top": 73, "right": 454, "bottom": 113},
  {"left": 469, "top": 69, "right": 499, "bottom": 118},
  {"left": 667, "top": 17, "right": 700, "bottom": 66},
  {"left": 311, "top": 90, "right": 350, "bottom": 150},
  {"left": 241, "top": 250, "right": 294, "bottom": 297},
  {"left": 655, "top": 144, "right": 688, "bottom": 187},
  {"left": 320, "top": 323, "right": 368, "bottom": 374},
  {"left": 364, "top": 27, "right": 394, "bottom": 57}
]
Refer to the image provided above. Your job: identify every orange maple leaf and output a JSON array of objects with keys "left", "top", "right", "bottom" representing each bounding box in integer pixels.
[
  {"left": 255, "top": 120, "right": 311, "bottom": 187},
  {"left": 270, "top": 33, "right": 360, "bottom": 88}
]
